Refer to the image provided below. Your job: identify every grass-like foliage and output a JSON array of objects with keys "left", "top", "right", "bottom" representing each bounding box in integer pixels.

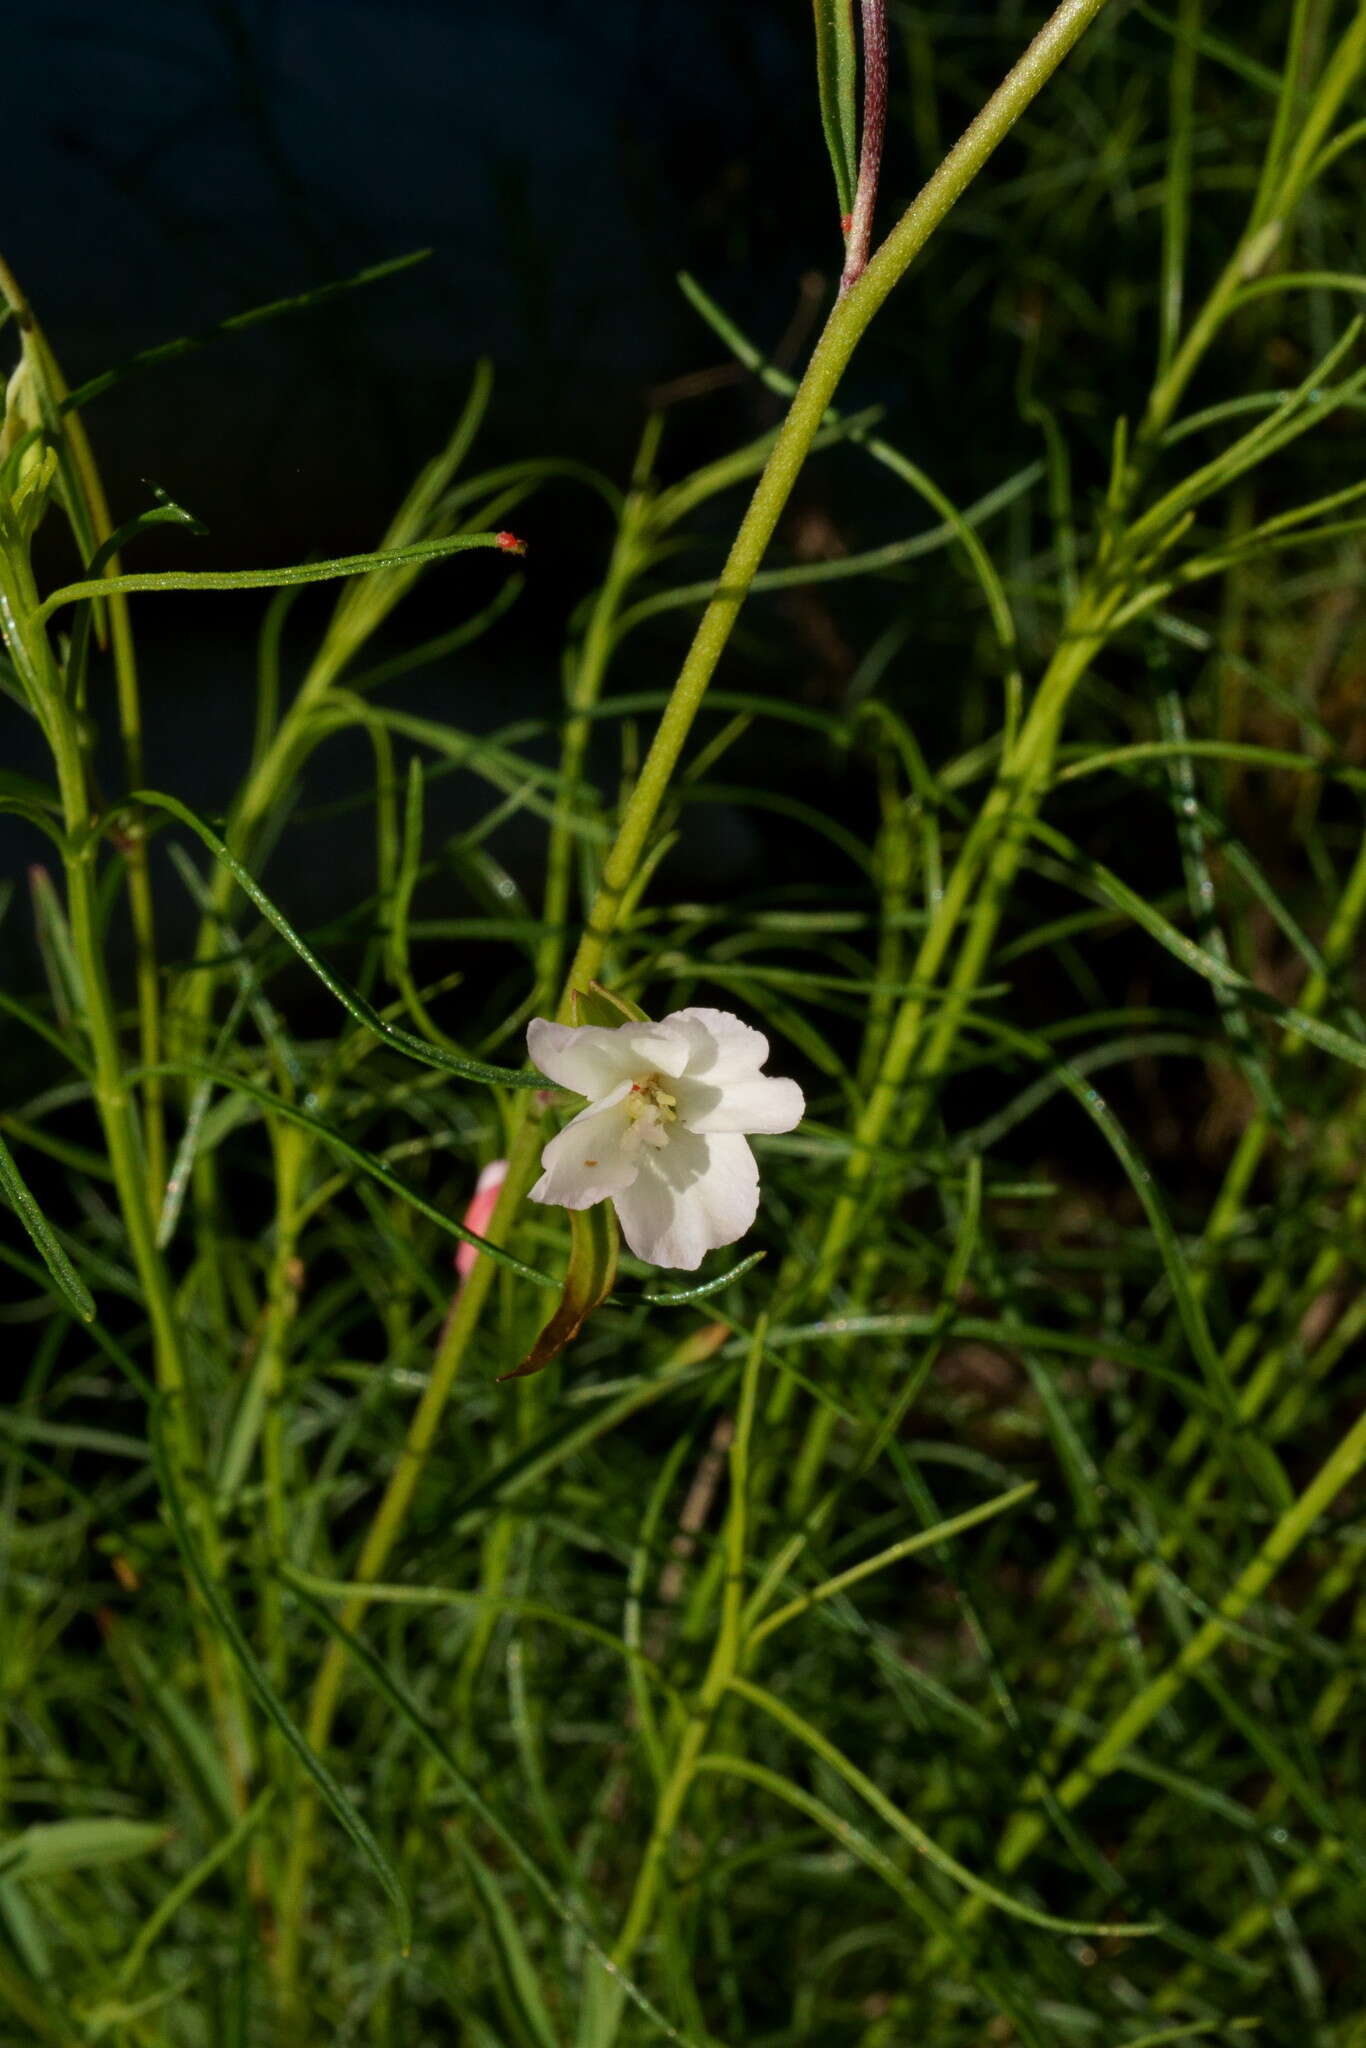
[{"left": 2, "top": 3, "right": 1366, "bottom": 2041}]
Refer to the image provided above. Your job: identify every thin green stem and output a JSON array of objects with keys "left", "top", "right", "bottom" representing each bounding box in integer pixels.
[
  {"left": 564, "top": 0, "right": 1114, "bottom": 1000},
  {"left": 539, "top": 423, "right": 659, "bottom": 1008},
  {"left": 0, "top": 537, "right": 252, "bottom": 1805}
]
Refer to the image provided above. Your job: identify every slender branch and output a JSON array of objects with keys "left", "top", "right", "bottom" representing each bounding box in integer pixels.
[
  {"left": 841, "top": 0, "right": 889, "bottom": 296},
  {"left": 564, "top": 0, "right": 1113, "bottom": 1003}
]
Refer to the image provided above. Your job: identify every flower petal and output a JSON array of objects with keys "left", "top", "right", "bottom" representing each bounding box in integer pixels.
[
  {"left": 528, "top": 1083, "right": 639, "bottom": 1210},
  {"left": 611, "top": 1129, "right": 758, "bottom": 1270},
  {"left": 665, "top": 1006, "right": 772, "bottom": 1081},
  {"left": 527, "top": 1017, "right": 691, "bottom": 1096},
  {"left": 674, "top": 1071, "right": 805, "bottom": 1135}
]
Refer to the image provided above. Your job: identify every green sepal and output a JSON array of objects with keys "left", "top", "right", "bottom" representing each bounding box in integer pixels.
[
  {"left": 500, "top": 1199, "right": 619, "bottom": 1381},
  {"left": 569, "top": 980, "right": 650, "bottom": 1027}
]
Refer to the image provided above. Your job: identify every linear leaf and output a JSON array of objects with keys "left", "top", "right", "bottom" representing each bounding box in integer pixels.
[
  {"left": 643, "top": 1249, "right": 766, "bottom": 1304},
  {"left": 0, "top": 1820, "right": 169, "bottom": 1881},
  {"left": 812, "top": 0, "right": 859, "bottom": 217},
  {"left": 60, "top": 250, "right": 432, "bottom": 413},
  {"left": 37, "top": 527, "right": 519, "bottom": 622},
  {"left": 454, "top": 1836, "right": 560, "bottom": 2048},
  {"left": 1030, "top": 816, "right": 1366, "bottom": 1079},
  {"left": 0, "top": 1129, "right": 95, "bottom": 1322}
]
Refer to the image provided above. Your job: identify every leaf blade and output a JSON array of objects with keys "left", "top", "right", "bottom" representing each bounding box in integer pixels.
[
  {"left": 0, "top": 1820, "right": 169, "bottom": 1882},
  {"left": 0, "top": 1129, "right": 95, "bottom": 1322},
  {"left": 812, "top": 0, "right": 859, "bottom": 218}
]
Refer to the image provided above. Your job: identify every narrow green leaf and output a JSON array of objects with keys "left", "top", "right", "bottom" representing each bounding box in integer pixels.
[
  {"left": 455, "top": 1837, "right": 560, "bottom": 2048},
  {"left": 27, "top": 865, "right": 84, "bottom": 1034},
  {"left": 501, "top": 1201, "right": 620, "bottom": 1379},
  {"left": 968, "top": 1014, "right": 1291, "bottom": 1507},
  {"left": 345, "top": 572, "right": 524, "bottom": 694},
  {"left": 0, "top": 1129, "right": 95, "bottom": 1322},
  {"left": 643, "top": 1249, "right": 766, "bottom": 1304},
  {"left": 691, "top": 1754, "right": 1042, "bottom": 2039},
  {"left": 109, "top": 1629, "right": 239, "bottom": 1830},
  {"left": 82, "top": 488, "right": 208, "bottom": 579},
  {"left": 1134, "top": 2, "right": 1280, "bottom": 92},
  {"left": 1119, "top": 2020, "right": 1261, "bottom": 2048},
  {"left": 1157, "top": 689, "right": 1282, "bottom": 1124},
  {"left": 749, "top": 1480, "right": 1037, "bottom": 1646},
  {"left": 60, "top": 249, "right": 433, "bottom": 414},
  {"left": 149, "top": 1417, "right": 413, "bottom": 1953},
  {"left": 812, "top": 0, "right": 859, "bottom": 218},
  {"left": 385, "top": 753, "right": 425, "bottom": 992},
  {"left": 37, "top": 529, "right": 518, "bottom": 622},
  {"left": 0, "top": 1820, "right": 169, "bottom": 1881},
  {"left": 0, "top": 796, "right": 66, "bottom": 847}
]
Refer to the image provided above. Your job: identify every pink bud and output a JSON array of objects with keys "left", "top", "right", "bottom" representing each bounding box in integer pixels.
[{"left": 455, "top": 1160, "right": 509, "bottom": 1282}]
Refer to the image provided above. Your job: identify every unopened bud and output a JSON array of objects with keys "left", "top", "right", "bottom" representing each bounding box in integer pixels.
[
  {"left": 0, "top": 354, "right": 38, "bottom": 465},
  {"left": 455, "top": 1159, "right": 509, "bottom": 1282},
  {"left": 1, "top": 351, "right": 54, "bottom": 538}
]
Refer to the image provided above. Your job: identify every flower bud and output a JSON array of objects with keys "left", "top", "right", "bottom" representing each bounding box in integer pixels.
[
  {"left": 0, "top": 354, "right": 39, "bottom": 466},
  {"left": 0, "top": 351, "right": 54, "bottom": 537},
  {"left": 455, "top": 1159, "right": 510, "bottom": 1283}
]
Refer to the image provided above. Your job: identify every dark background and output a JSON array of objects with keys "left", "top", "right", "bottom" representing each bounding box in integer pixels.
[
  {"left": 7, "top": 0, "right": 829, "bottom": 541},
  {"left": 3, "top": 0, "right": 878, "bottom": 907}
]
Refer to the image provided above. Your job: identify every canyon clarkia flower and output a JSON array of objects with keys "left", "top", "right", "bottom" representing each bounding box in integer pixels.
[{"left": 526, "top": 1007, "right": 804, "bottom": 1270}]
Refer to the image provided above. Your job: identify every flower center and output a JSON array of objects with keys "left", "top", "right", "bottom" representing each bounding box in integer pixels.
[{"left": 622, "top": 1071, "right": 677, "bottom": 1153}]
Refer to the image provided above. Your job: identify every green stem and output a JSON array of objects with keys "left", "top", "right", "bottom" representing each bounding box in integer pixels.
[
  {"left": 0, "top": 258, "right": 168, "bottom": 1202},
  {"left": 0, "top": 540, "right": 251, "bottom": 1805},
  {"left": 538, "top": 424, "right": 658, "bottom": 1008},
  {"left": 259, "top": 1122, "right": 305, "bottom": 1688},
  {"left": 564, "top": 0, "right": 1115, "bottom": 1000}
]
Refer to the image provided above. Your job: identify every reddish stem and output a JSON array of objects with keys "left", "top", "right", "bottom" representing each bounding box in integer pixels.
[{"left": 840, "top": 0, "right": 888, "bottom": 296}]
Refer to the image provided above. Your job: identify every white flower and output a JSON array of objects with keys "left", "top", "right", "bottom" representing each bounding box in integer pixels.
[{"left": 526, "top": 1006, "right": 804, "bottom": 1270}]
